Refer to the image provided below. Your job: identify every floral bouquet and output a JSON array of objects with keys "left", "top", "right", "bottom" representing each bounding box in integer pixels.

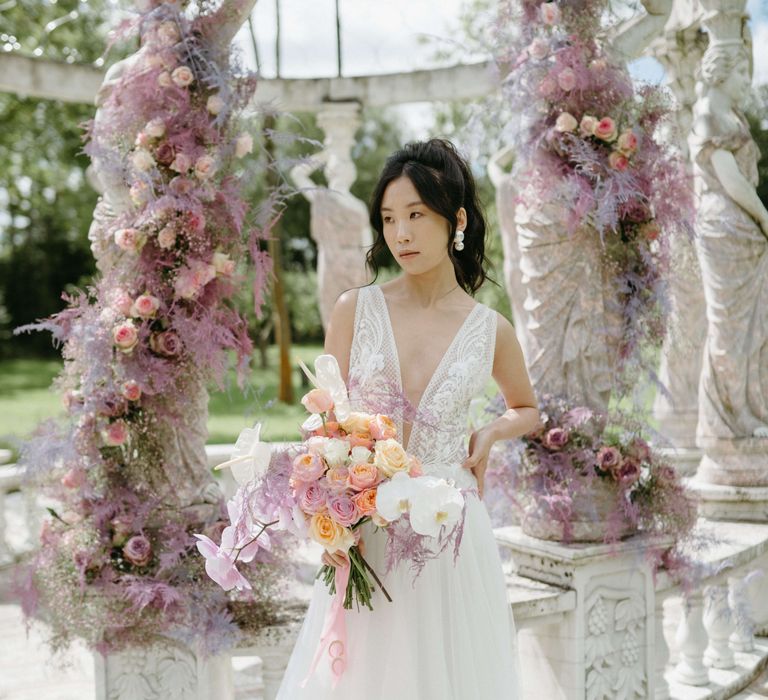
[{"left": 197, "top": 354, "right": 467, "bottom": 684}]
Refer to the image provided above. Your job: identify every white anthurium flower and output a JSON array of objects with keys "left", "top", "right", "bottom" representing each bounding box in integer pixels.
[
  {"left": 408, "top": 476, "right": 465, "bottom": 538},
  {"left": 301, "top": 413, "right": 323, "bottom": 432},
  {"left": 375, "top": 471, "right": 415, "bottom": 522},
  {"left": 214, "top": 422, "right": 271, "bottom": 486},
  {"left": 350, "top": 445, "right": 372, "bottom": 463},
  {"left": 299, "top": 354, "right": 351, "bottom": 422}
]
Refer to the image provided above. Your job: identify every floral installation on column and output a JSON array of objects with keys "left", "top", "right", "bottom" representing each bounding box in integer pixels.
[
  {"left": 484, "top": 0, "right": 697, "bottom": 549},
  {"left": 15, "top": 0, "right": 289, "bottom": 655},
  {"left": 496, "top": 0, "right": 692, "bottom": 395}
]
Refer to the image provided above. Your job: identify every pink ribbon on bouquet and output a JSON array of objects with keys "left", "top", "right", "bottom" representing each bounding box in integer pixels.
[{"left": 302, "top": 560, "right": 351, "bottom": 689}]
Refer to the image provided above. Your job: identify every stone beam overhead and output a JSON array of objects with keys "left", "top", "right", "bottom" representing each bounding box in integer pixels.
[{"left": 0, "top": 52, "right": 497, "bottom": 108}]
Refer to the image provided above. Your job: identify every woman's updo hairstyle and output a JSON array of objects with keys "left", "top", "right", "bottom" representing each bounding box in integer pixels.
[{"left": 367, "top": 138, "right": 490, "bottom": 295}]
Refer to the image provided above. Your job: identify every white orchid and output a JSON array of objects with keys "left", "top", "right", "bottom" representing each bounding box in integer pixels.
[
  {"left": 409, "top": 476, "right": 465, "bottom": 538},
  {"left": 299, "top": 354, "right": 351, "bottom": 422},
  {"left": 214, "top": 422, "right": 271, "bottom": 486},
  {"left": 375, "top": 471, "right": 415, "bottom": 522}
]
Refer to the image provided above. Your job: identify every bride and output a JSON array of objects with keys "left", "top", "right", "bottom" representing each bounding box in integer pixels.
[{"left": 276, "top": 138, "right": 538, "bottom": 699}]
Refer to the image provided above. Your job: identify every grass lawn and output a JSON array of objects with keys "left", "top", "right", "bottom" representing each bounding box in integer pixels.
[{"left": 0, "top": 345, "right": 323, "bottom": 460}]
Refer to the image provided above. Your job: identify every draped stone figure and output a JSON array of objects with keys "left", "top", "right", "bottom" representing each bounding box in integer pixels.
[
  {"left": 514, "top": 184, "right": 622, "bottom": 411},
  {"left": 487, "top": 145, "right": 529, "bottom": 359},
  {"left": 689, "top": 41, "right": 768, "bottom": 485},
  {"left": 289, "top": 103, "right": 372, "bottom": 330}
]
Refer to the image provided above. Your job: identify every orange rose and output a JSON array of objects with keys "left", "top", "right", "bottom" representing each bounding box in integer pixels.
[
  {"left": 352, "top": 488, "right": 378, "bottom": 516},
  {"left": 348, "top": 431, "right": 374, "bottom": 449}
]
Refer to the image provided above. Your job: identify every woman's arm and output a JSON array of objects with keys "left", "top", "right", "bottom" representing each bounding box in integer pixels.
[
  {"left": 323, "top": 288, "right": 359, "bottom": 386},
  {"left": 710, "top": 148, "right": 768, "bottom": 240},
  {"left": 462, "top": 313, "right": 539, "bottom": 497}
]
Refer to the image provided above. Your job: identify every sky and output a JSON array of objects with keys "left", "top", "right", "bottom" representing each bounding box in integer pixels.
[{"left": 232, "top": 0, "right": 768, "bottom": 139}]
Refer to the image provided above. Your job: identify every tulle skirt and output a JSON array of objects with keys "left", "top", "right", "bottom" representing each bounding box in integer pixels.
[{"left": 275, "top": 494, "right": 521, "bottom": 700}]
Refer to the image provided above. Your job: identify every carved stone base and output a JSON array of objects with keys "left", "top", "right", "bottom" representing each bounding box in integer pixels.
[
  {"left": 696, "top": 438, "right": 768, "bottom": 487},
  {"left": 689, "top": 479, "right": 768, "bottom": 522},
  {"left": 657, "top": 446, "right": 702, "bottom": 479},
  {"left": 495, "top": 526, "right": 657, "bottom": 700}
]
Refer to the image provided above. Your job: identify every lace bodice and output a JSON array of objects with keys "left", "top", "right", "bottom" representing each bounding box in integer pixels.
[{"left": 348, "top": 285, "right": 497, "bottom": 489}]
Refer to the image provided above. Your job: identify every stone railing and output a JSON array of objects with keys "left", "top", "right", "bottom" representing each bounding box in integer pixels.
[{"left": 495, "top": 521, "right": 768, "bottom": 699}]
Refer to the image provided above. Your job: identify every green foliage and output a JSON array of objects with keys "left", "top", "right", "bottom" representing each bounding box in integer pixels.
[{"left": 746, "top": 84, "right": 768, "bottom": 208}]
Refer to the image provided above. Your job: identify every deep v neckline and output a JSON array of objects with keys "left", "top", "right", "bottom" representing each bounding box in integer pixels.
[{"left": 374, "top": 285, "right": 481, "bottom": 449}]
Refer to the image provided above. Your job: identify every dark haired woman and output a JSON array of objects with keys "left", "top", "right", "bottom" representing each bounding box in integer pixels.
[{"left": 276, "top": 138, "right": 538, "bottom": 699}]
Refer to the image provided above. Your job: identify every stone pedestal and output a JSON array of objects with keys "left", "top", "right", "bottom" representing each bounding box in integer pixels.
[
  {"left": 94, "top": 637, "right": 234, "bottom": 700},
  {"left": 495, "top": 526, "right": 656, "bottom": 700}
]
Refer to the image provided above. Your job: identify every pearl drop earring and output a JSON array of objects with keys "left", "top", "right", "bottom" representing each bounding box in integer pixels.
[{"left": 454, "top": 229, "right": 465, "bottom": 251}]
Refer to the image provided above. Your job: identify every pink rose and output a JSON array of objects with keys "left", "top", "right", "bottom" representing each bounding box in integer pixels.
[
  {"left": 170, "top": 152, "right": 191, "bottom": 173},
  {"left": 132, "top": 149, "right": 155, "bottom": 172},
  {"left": 145, "top": 117, "right": 165, "bottom": 138},
  {"left": 185, "top": 210, "right": 206, "bottom": 233},
  {"left": 617, "top": 130, "right": 638, "bottom": 155},
  {"left": 328, "top": 494, "right": 359, "bottom": 527},
  {"left": 594, "top": 116, "right": 617, "bottom": 142},
  {"left": 157, "top": 71, "right": 173, "bottom": 88},
  {"left": 324, "top": 467, "right": 350, "bottom": 492},
  {"left": 596, "top": 445, "right": 623, "bottom": 475},
  {"left": 157, "top": 225, "right": 177, "bottom": 249},
  {"left": 149, "top": 330, "right": 181, "bottom": 357},
  {"left": 538, "top": 76, "right": 557, "bottom": 97},
  {"left": 207, "top": 94, "right": 225, "bottom": 115},
  {"left": 61, "top": 468, "right": 86, "bottom": 489},
  {"left": 173, "top": 259, "right": 216, "bottom": 299},
  {"left": 408, "top": 456, "right": 423, "bottom": 477},
  {"left": 103, "top": 419, "right": 129, "bottom": 446},
  {"left": 369, "top": 414, "right": 397, "bottom": 441},
  {"left": 301, "top": 388, "right": 334, "bottom": 414},
  {"left": 171, "top": 65, "right": 194, "bottom": 87},
  {"left": 114, "top": 227, "right": 146, "bottom": 252},
  {"left": 557, "top": 68, "right": 576, "bottom": 92},
  {"left": 579, "top": 114, "right": 598, "bottom": 137},
  {"left": 543, "top": 427, "right": 569, "bottom": 450},
  {"left": 112, "top": 321, "right": 139, "bottom": 353},
  {"left": 212, "top": 251, "right": 235, "bottom": 276},
  {"left": 154, "top": 142, "right": 175, "bottom": 166},
  {"left": 555, "top": 112, "right": 578, "bottom": 132},
  {"left": 194, "top": 155, "right": 216, "bottom": 180},
  {"left": 292, "top": 452, "right": 326, "bottom": 482},
  {"left": 130, "top": 292, "right": 160, "bottom": 319},
  {"left": 121, "top": 380, "right": 142, "bottom": 401},
  {"left": 134, "top": 131, "right": 151, "bottom": 149},
  {"left": 347, "top": 462, "right": 380, "bottom": 491},
  {"left": 528, "top": 38, "right": 549, "bottom": 60},
  {"left": 298, "top": 482, "right": 328, "bottom": 514},
  {"left": 169, "top": 176, "right": 195, "bottom": 196},
  {"left": 608, "top": 151, "right": 629, "bottom": 171},
  {"left": 110, "top": 289, "right": 134, "bottom": 316},
  {"left": 540, "top": 2, "right": 560, "bottom": 24},
  {"left": 235, "top": 133, "right": 253, "bottom": 158},
  {"left": 618, "top": 459, "right": 641, "bottom": 485},
  {"left": 123, "top": 534, "right": 152, "bottom": 567}
]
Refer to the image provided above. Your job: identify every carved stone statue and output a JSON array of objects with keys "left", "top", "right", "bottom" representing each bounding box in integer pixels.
[
  {"left": 289, "top": 102, "right": 372, "bottom": 330},
  {"left": 689, "top": 35, "right": 768, "bottom": 484},
  {"left": 487, "top": 144, "right": 529, "bottom": 359}
]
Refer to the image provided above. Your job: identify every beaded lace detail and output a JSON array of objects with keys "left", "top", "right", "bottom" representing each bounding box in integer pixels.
[{"left": 348, "top": 285, "right": 497, "bottom": 489}]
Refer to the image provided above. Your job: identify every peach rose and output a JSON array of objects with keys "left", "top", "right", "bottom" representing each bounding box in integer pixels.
[
  {"left": 121, "top": 380, "right": 142, "bottom": 402},
  {"left": 374, "top": 438, "right": 409, "bottom": 478},
  {"left": 112, "top": 321, "right": 139, "bottom": 353},
  {"left": 540, "top": 2, "right": 560, "bottom": 24},
  {"left": 171, "top": 65, "right": 194, "bottom": 87},
  {"left": 557, "top": 68, "right": 576, "bottom": 92},
  {"left": 235, "top": 133, "right": 253, "bottom": 158},
  {"left": 194, "top": 155, "right": 216, "bottom": 180},
  {"left": 103, "top": 420, "right": 129, "bottom": 446},
  {"left": 347, "top": 462, "right": 380, "bottom": 491},
  {"left": 608, "top": 151, "right": 629, "bottom": 171},
  {"left": 352, "top": 488, "right": 378, "bottom": 517},
  {"left": 301, "top": 388, "right": 334, "bottom": 415},
  {"left": 348, "top": 432, "right": 374, "bottom": 450},
  {"left": 292, "top": 453, "right": 326, "bottom": 482},
  {"left": 308, "top": 513, "right": 354, "bottom": 552},
  {"left": 157, "top": 225, "right": 177, "bottom": 249},
  {"left": 130, "top": 292, "right": 160, "bottom": 319},
  {"left": 369, "top": 414, "right": 397, "bottom": 441},
  {"left": 340, "top": 411, "right": 372, "bottom": 435},
  {"left": 617, "top": 130, "right": 638, "bottom": 155},
  {"left": 157, "top": 71, "right": 173, "bottom": 88},
  {"left": 555, "top": 112, "right": 578, "bottom": 133},
  {"left": 170, "top": 152, "right": 191, "bottom": 173},
  {"left": 579, "top": 114, "right": 598, "bottom": 137},
  {"left": 594, "top": 116, "right": 617, "bottom": 142},
  {"left": 324, "top": 467, "right": 350, "bottom": 492}
]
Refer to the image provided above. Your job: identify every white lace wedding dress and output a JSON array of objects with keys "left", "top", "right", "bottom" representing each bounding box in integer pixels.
[{"left": 276, "top": 285, "right": 520, "bottom": 699}]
